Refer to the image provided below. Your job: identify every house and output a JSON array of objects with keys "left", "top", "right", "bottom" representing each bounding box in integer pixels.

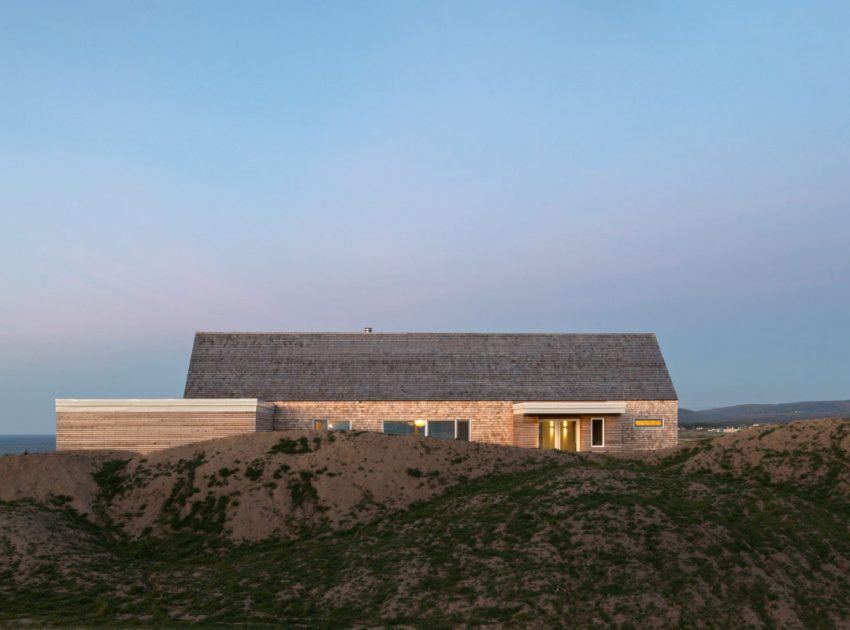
[{"left": 56, "top": 331, "right": 678, "bottom": 454}]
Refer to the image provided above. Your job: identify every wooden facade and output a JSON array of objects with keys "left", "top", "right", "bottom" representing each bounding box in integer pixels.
[
  {"left": 55, "top": 399, "right": 274, "bottom": 454},
  {"left": 512, "top": 415, "right": 622, "bottom": 451},
  {"left": 55, "top": 331, "right": 678, "bottom": 454}
]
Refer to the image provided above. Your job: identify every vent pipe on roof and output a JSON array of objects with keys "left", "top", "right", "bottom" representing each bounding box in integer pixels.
[{"left": 363, "top": 327, "right": 373, "bottom": 333}]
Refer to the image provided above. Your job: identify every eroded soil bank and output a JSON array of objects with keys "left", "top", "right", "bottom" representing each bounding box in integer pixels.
[{"left": 1, "top": 418, "right": 849, "bottom": 628}]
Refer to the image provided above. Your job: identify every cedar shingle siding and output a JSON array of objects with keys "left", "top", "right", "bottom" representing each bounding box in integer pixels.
[{"left": 184, "top": 333, "right": 677, "bottom": 401}]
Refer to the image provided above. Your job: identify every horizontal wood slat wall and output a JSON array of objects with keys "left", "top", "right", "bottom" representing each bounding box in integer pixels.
[
  {"left": 513, "top": 414, "right": 538, "bottom": 449},
  {"left": 56, "top": 411, "right": 266, "bottom": 454}
]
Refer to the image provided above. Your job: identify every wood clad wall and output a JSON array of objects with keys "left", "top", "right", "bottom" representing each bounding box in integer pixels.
[
  {"left": 513, "top": 414, "right": 538, "bottom": 448},
  {"left": 519, "top": 412, "right": 671, "bottom": 452},
  {"left": 56, "top": 411, "right": 261, "bottom": 454},
  {"left": 256, "top": 405, "right": 275, "bottom": 432},
  {"left": 514, "top": 414, "right": 623, "bottom": 452},
  {"left": 578, "top": 415, "right": 622, "bottom": 452}
]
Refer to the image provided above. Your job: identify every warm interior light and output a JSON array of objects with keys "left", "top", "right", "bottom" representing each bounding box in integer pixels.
[{"left": 414, "top": 419, "right": 426, "bottom": 428}]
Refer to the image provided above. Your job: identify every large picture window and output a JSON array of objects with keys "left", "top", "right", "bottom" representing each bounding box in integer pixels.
[
  {"left": 382, "top": 419, "right": 471, "bottom": 440},
  {"left": 427, "top": 419, "right": 471, "bottom": 441},
  {"left": 591, "top": 418, "right": 605, "bottom": 447},
  {"left": 382, "top": 420, "right": 425, "bottom": 436},
  {"left": 427, "top": 420, "right": 455, "bottom": 440}
]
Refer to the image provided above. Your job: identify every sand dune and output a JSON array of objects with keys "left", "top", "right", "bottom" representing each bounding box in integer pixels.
[
  {"left": 2, "top": 419, "right": 849, "bottom": 628},
  {"left": 2, "top": 430, "right": 571, "bottom": 541},
  {"left": 682, "top": 418, "right": 850, "bottom": 497},
  {"left": 0, "top": 449, "right": 134, "bottom": 516},
  {"left": 3, "top": 419, "right": 848, "bottom": 541}
]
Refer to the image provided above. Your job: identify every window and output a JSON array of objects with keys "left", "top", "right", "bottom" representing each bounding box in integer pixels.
[
  {"left": 427, "top": 419, "right": 471, "bottom": 441},
  {"left": 427, "top": 420, "right": 455, "bottom": 440},
  {"left": 313, "top": 420, "right": 351, "bottom": 431},
  {"left": 382, "top": 420, "right": 425, "bottom": 436},
  {"left": 633, "top": 418, "right": 664, "bottom": 428},
  {"left": 591, "top": 418, "right": 604, "bottom": 447},
  {"left": 382, "top": 419, "right": 471, "bottom": 440}
]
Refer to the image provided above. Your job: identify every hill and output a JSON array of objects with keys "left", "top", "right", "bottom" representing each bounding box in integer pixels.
[
  {"left": 0, "top": 431, "right": 564, "bottom": 541},
  {"left": 677, "top": 407, "right": 704, "bottom": 424},
  {"left": 1, "top": 420, "right": 850, "bottom": 628},
  {"left": 679, "top": 399, "right": 850, "bottom": 426}
]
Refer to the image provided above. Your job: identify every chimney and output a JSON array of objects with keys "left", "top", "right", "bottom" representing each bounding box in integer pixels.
[{"left": 363, "top": 327, "right": 373, "bottom": 333}]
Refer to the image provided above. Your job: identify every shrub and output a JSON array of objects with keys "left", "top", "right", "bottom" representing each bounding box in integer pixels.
[
  {"left": 273, "top": 463, "right": 291, "bottom": 479},
  {"left": 244, "top": 459, "right": 265, "bottom": 481},
  {"left": 288, "top": 471, "right": 318, "bottom": 507},
  {"left": 269, "top": 437, "right": 312, "bottom": 455},
  {"left": 93, "top": 459, "right": 131, "bottom": 502}
]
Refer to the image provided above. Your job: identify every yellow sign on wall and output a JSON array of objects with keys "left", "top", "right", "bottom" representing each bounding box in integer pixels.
[{"left": 634, "top": 418, "right": 663, "bottom": 428}]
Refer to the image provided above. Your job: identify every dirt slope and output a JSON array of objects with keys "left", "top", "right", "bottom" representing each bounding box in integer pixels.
[
  {"left": 0, "top": 449, "right": 134, "bottom": 516},
  {"left": 0, "top": 503, "right": 112, "bottom": 582},
  {"left": 680, "top": 418, "right": 850, "bottom": 497},
  {"left": 1, "top": 419, "right": 849, "bottom": 628},
  {"left": 2, "top": 430, "right": 569, "bottom": 542}
]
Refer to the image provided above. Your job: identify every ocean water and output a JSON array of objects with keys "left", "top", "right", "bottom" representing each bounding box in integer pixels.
[{"left": 0, "top": 435, "right": 56, "bottom": 455}]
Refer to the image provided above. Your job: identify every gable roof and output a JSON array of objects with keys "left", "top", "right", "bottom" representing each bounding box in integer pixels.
[{"left": 183, "top": 332, "right": 677, "bottom": 401}]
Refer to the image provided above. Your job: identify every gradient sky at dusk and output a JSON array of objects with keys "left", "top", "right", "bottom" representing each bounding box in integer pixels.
[{"left": 2, "top": 1, "right": 849, "bottom": 433}]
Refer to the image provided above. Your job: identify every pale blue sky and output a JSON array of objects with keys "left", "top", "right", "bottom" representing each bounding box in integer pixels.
[{"left": 1, "top": 1, "right": 849, "bottom": 433}]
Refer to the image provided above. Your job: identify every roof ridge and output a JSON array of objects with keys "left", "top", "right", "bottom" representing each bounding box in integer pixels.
[{"left": 192, "top": 331, "right": 659, "bottom": 336}]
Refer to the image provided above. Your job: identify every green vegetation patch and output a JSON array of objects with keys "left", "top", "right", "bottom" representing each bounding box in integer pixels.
[
  {"left": 272, "top": 463, "right": 291, "bottom": 479},
  {"left": 243, "top": 459, "right": 265, "bottom": 481},
  {"left": 268, "top": 436, "right": 313, "bottom": 455},
  {"left": 92, "top": 459, "right": 131, "bottom": 503},
  {"left": 287, "top": 471, "right": 318, "bottom": 508},
  {"left": 155, "top": 453, "right": 234, "bottom": 537}
]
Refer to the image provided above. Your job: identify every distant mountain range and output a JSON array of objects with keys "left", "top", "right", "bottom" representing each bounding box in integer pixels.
[{"left": 679, "top": 400, "right": 850, "bottom": 426}]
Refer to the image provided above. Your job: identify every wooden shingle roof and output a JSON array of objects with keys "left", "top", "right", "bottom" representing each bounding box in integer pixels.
[{"left": 183, "top": 332, "right": 676, "bottom": 401}]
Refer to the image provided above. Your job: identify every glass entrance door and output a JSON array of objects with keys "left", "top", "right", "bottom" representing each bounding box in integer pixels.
[
  {"left": 559, "top": 420, "right": 578, "bottom": 452},
  {"left": 539, "top": 419, "right": 556, "bottom": 449},
  {"left": 539, "top": 418, "right": 578, "bottom": 451}
]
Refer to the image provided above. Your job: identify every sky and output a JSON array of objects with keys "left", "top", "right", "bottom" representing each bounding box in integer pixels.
[{"left": 1, "top": 1, "right": 849, "bottom": 433}]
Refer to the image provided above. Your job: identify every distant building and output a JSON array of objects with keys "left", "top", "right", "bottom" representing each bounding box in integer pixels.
[{"left": 57, "top": 332, "right": 678, "bottom": 454}]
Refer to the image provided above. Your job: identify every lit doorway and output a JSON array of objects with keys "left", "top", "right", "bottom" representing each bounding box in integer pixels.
[{"left": 538, "top": 418, "right": 579, "bottom": 451}]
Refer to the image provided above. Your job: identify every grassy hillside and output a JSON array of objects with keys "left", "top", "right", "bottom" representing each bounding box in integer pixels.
[{"left": 2, "top": 419, "right": 850, "bottom": 628}]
